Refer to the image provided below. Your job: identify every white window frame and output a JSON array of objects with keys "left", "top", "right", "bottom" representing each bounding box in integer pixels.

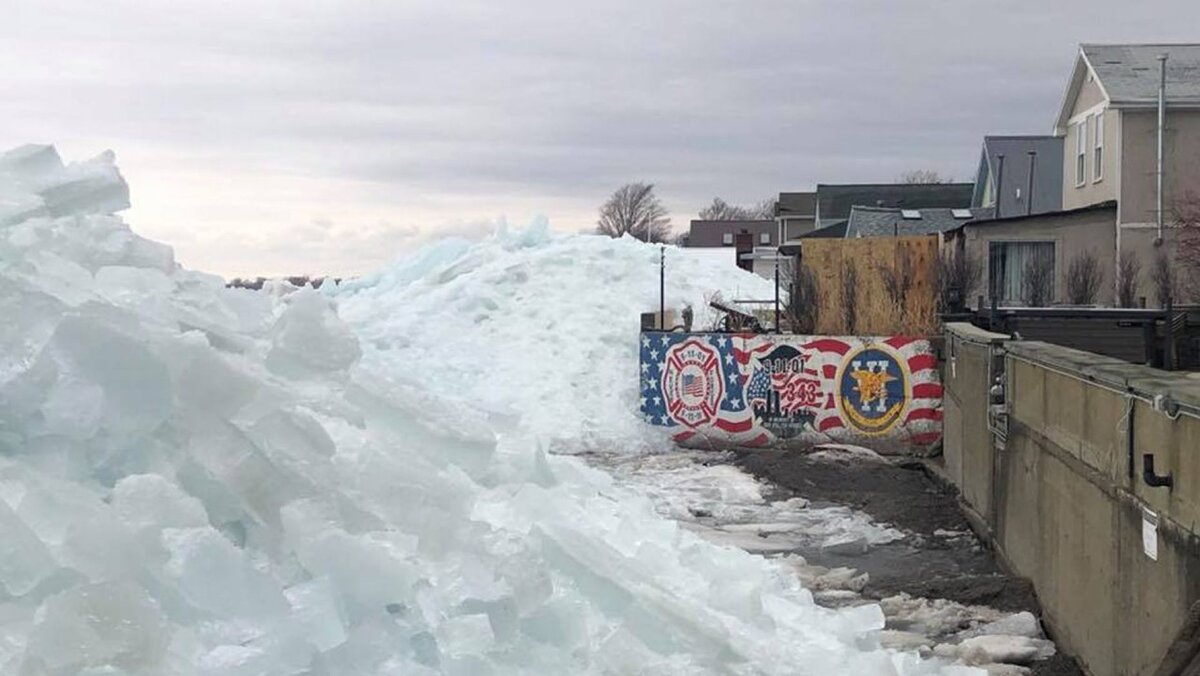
[
  {"left": 1092, "top": 112, "right": 1104, "bottom": 182},
  {"left": 1075, "top": 119, "right": 1087, "bottom": 187},
  {"left": 759, "top": 232, "right": 770, "bottom": 245},
  {"left": 721, "top": 232, "right": 733, "bottom": 246}
]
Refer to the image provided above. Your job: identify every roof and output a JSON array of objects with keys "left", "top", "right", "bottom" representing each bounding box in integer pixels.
[
  {"left": 816, "top": 183, "right": 974, "bottom": 223},
  {"left": 1056, "top": 44, "right": 1200, "bottom": 132},
  {"left": 796, "top": 220, "right": 847, "bottom": 239},
  {"left": 845, "top": 206, "right": 994, "bottom": 238},
  {"left": 954, "top": 200, "right": 1117, "bottom": 232},
  {"left": 971, "top": 135, "right": 1064, "bottom": 217},
  {"left": 776, "top": 191, "right": 816, "bottom": 216},
  {"left": 1084, "top": 44, "right": 1200, "bottom": 104}
]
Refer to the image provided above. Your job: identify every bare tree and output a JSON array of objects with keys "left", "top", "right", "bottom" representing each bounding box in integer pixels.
[
  {"left": 752, "top": 197, "right": 777, "bottom": 220},
  {"left": 785, "top": 261, "right": 819, "bottom": 333},
  {"left": 1065, "top": 250, "right": 1104, "bottom": 305},
  {"left": 880, "top": 249, "right": 916, "bottom": 307},
  {"left": 597, "top": 183, "right": 672, "bottom": 242},
  {"left": 698, "top": 196, "right": 778, "bottom": 221},
  {"left": 897, "top": 169, "right": 949, "bottom": 185},
  {"left": 936, "top": 249, "right": 983, "bottom": 312},
  {"left": 1175, "top": 190, "right": 1200, "bottom": 299},
  {"left": 1151, "top": 249, "right": 1176, "bottom": 307},
  {"left": 840, "top": 262, "right": 859, "bottom": 333},
  {"left": 1021, "top": 251, "right": 1055, "bottom": 307},
  {"left": 1116, "top": 249, "right": 1142, "bottom": 308}
]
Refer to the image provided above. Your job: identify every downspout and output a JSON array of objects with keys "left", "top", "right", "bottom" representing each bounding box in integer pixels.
[{"left": 1157, "top": 53, "right": 1168, "bottom": 244}]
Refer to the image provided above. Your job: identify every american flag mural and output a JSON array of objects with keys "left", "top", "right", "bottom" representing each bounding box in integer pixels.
[{"left": 640, "top": 332, "right": 943, "bottom": 453}]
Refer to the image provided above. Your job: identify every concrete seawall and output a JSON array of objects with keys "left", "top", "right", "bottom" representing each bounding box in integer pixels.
[{"left": 944, "top": 322, "right": 1200, "bottom": 676}]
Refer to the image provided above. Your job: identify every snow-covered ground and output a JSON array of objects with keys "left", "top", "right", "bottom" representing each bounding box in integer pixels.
[{"left": 0, "top": 144, "right": 999, "bottom": 674}]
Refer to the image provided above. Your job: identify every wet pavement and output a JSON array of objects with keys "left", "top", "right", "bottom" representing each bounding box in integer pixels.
[{"left": 585, "top": 446, "right": 1083, "bottom": 675}]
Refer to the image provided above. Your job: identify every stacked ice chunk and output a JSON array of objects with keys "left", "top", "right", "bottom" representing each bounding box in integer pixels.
[{"left": 0, "top": 145, "right": 980, "bottom": 674}]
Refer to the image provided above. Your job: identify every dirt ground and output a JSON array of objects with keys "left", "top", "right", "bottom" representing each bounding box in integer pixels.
[{"left": 732, "top": 448, "right": 1084, "bottom": 676}]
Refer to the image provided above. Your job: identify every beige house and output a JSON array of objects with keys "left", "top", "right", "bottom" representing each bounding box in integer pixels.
[
  {"left": 950, "top": 44, "right": 1200, "bottom": 307},
  {"left": 1055, "top": 43, "right": 1200, "bottom": 301}
]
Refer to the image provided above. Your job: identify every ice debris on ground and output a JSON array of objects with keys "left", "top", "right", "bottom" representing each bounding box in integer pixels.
[
  {"left": 590, "top": 451, "right": 903, "bottom": 555},
  {"left": 0, "top": 145, "right": 986, "bottom": 674}
]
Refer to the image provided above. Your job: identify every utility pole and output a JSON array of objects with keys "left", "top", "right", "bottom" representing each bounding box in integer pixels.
[
  {"left": 659, "top": 245, "right": 665, "bottom": 329},
  {"left": 1026, "top": 151, "right": 1037, "bottom": 216},
  {"left": 995, "top": 154, "right": 1006, "bottom": 218}
]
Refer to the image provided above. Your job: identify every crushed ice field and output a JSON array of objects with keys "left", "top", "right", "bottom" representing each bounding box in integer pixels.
[{"left": 0, "top": 145, "right": 1037, "bottom": 674}]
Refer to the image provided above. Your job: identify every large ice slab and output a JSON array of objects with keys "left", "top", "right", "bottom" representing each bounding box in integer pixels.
[{"left": 0, "top": 145, "right": 984, "bottom": 675}]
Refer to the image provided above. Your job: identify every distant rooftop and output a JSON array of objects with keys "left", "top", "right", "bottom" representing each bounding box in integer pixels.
[
  {"left": 845, "top": 206, "right": 993, "bottom": 238},
  {"left": 816, "top": 183, "right": 974, "bottom": 223},
  {"left": 776, "top": 191, "right": 816, "bottom": 216},
  {"left": 972, "top": 135, "right": 1064, "bottom": 218}
]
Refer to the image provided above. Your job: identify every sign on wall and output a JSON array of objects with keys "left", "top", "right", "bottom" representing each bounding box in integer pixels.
[{"left": 640, "top": 332, "right": 943, "bottom": 453}]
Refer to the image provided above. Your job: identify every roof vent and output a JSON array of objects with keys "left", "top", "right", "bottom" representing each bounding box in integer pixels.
[
  {"left": 900, "top": 210, "right": 921, "bottom": 220},
  {"left": 951, "top": 209, "right": 973, "bottom": 219}
]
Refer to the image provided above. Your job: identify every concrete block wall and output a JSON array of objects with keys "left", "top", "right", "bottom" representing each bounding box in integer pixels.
[{"left": 944, "top": 323, "right": 1200, "bottom": 676}]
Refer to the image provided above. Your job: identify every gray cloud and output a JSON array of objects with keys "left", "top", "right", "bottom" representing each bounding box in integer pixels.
[{"left": 2, "top": 0, "right": 1198, "bottom": 276}]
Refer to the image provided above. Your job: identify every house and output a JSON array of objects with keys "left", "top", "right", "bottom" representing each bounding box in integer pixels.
[
  {"left": 971, "top": 135, "right": 1064, "bottom": 218},
  {"left": 775, "top": 192, "right": 817, "bottom": 240},
  {"left": 946, "top": 201, "right": 1118, "bottom": 305},
  {"left": 1054, "top": 43, "right": 1200, "bottom": 300},
  {"left": 685, "top": 219, "right": 776, "bottom": 248},
  {"left": 683, "top": 219, "right": 780, "bottom": 279},
  {"left": 844, "top": 206, "right": 993, "bottom": 238},
  {"left": 813, "top": 183, "right": 974, "bottom": 230}
]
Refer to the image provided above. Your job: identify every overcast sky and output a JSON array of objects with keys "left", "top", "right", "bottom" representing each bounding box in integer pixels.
[{"left": 2, "top": 1, "right": 1198, "bottom": 277}]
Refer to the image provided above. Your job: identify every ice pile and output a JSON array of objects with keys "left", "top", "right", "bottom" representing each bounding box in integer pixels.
[
  {"left": 0, "top": 145, "right": 980, "bottom": 675},
  {"left": 334, "top": 221, "right": 777, "bottom": 454}
]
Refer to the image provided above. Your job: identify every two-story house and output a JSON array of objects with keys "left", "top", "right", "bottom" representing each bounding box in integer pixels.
[{"left": 1056, "top": 43, "right": 1200, "bottom": 298}]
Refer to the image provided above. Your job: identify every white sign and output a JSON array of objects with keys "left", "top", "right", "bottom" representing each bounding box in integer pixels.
[{"left": 1143, "top": 508, "right": 1159, "bottom": 561}]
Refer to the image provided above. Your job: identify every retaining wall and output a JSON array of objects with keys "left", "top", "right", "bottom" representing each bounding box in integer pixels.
[
  {"left": 944, "top": 322, "right": 1200, "bottom": 676},
  {"left": 640, "top": 331, "right": 943, "bottom": 454}
]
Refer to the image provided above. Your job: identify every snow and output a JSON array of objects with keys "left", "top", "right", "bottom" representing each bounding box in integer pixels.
[{"left": 0, "top": 145, "right": 987, "bottom": 674}]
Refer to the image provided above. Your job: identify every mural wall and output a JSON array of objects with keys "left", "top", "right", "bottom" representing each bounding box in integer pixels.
[{"left": 639, "top": 331, "right": 943, "bottom": 454}]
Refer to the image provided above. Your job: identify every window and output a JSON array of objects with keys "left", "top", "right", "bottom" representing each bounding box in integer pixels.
[
  {"left": 900, "top": 210, "right": 921, "bottom": 220},
  {"left": 1093, "top": 113, "right": 1104, "bottom": 181},
  {"left": 1075, "top": 119, "right": 1087, "bottom": 186},
  {"left": 951, "top": 209, "right": 973, "bottom": 219},
  {"left": 988, "top": 241, "right": 1055, "bottom": 305},
  {"left": 759, "top": 232, "right": 770, "bottom": 245},
  {"left": 721, "top": 232, "right": 733, "bottom": 245}
]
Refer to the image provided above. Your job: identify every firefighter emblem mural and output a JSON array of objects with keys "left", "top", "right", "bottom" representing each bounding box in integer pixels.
[
  {"left": 837, "top": 345, "right": 909, "bottom": 435},
  {"left": 659, "top": 338, "right": 725, "bottom": 428}
]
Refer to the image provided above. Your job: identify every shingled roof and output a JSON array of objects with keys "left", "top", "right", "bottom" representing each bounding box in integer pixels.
[
  {"left": 1056, "top": 44, "right": 1200, "bottom": 133},
  {"left": 845, "top": 206, "right": 994, "bottom": 238},
  {"left": 1083, "top": 44, "right": 1200, "bottom": 104},
  {"left": 816, "top": 183, "right": 974, "bottom": 224}
]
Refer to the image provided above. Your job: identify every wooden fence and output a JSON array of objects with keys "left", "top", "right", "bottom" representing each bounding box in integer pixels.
[{"left": 800, "top": 235, "right": 940, "bottom": 335}]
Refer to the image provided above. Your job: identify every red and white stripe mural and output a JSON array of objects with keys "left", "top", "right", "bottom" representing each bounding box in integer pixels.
[{"left": 640, "top": 332, "right": 943, "bottom": 453}]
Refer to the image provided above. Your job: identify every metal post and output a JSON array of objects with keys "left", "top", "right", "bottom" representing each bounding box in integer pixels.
[
  {"left": 1026, "top": 151, "right": 1037, "bottom": 216},
  {"left": 1157, "top": 54, "right": 1168, "bottom": 243},
  {"left": 774, "top": 254, "right": 781, "bottom": 333},
  {"left": 659, "top": 245, "right": 665, "bottom": 330},
  {"left": 995, "top": 154, "right": 1005, "bottom": 219}
]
